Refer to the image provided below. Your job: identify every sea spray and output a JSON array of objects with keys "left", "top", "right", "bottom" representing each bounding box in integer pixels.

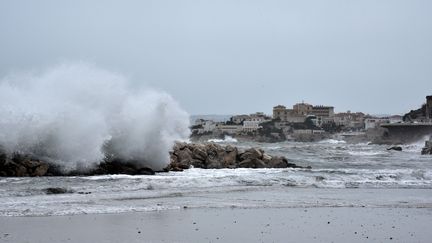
[{"left": 0, "top": 63, "right": 190, "bottom": 171}]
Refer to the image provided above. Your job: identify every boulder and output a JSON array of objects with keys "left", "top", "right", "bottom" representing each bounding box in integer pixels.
[
  {"left": 206, "top": 158, "right": 224, "bottom": 169},
  {"left": 422, "top": 146, "right": 432, "bottom": 155},
  {"left": 32, "top": 164, "right": 49, "bottom": 176},
  {"left": 0, "top": 153, "right": 6, "bottom": 165},
  {"left": 387, "top": 146, "right": 402, "bottom": 151},
  {"left": 238, "top": 158, "right": 266, "bottom": 168},
  {"left": 44, "top": 187, "right": 70, "bottom": 194},
  {"left": 175, "top": 147, "right": 193, "bottom": 165},
  {"left": 15, "top": 165, "right": 28, "bottom": 177},
  {"left": 192, "top": 146, "right": 207, "bottom": 161},
  {"left": 267, "top": 156, "right": 288, "bottom": 168},
  {"left": 421, "top": 141, "right": 432, "bottom": 155},
  {"left": 262, "top": 153, "right": 272, "bottom": 163},
  {"left": 223, "top": 150, "right": 238, "bottom": 168},
  {"left": 239, "top": 148, "right": 263, "bottom": 161}
]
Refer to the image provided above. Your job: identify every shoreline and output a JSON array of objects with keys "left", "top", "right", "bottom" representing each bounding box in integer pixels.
[{"left": 1, "top": 206, "right": 431, "bottom": 243}]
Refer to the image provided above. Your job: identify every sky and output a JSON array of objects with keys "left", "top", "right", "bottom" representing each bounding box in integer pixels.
[{"left": 0, "top": 0, "right": 431, "bottom": 116}]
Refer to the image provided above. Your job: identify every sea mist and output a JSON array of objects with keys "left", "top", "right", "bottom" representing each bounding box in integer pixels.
[{"left": 0, "top": 63, "right": 190, "bottom": 171}]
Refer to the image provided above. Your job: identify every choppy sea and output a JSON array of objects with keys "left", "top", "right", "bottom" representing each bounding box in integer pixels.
[{"left": 1, "top": 139, "right": 431, "bottom": 216}]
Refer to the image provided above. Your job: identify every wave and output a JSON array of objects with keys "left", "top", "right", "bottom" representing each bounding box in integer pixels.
[
  {"left": 208, "top": 135, "right": 238, "bottom": 143},
  {"left": 0, "top": 63, "right": 191, "bottom": 171},
  {"left": 318, "top": 139, "right": 347, "bottom": 144}
]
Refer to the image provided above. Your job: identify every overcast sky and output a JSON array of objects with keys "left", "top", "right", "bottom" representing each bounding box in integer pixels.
[{"left": 1, "top": 0, "right": 431, "bottom": 115}]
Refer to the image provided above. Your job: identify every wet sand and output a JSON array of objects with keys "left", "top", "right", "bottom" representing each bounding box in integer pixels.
[{"left": 1, "top": 207, "right": 431, "bottom": 243}]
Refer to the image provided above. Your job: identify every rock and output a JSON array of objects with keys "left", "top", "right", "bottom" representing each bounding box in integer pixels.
[
  {"left": 223, "top": 149, "right": 238, "bottom": 168},
  {"left": 421, "top": 140, "right": 432, "bottom": 155},
  {"left": 238, "top": 158, "right": 266, "bottom": 168},
  {"left": 44, "top": 187, "right": 69, "bottom": 194},
  {"left": 192, "top": 146, "right": 207, "bottom": 161},
  {"left": 262, "top": 153, "right": 272, "bottom": 162},
  {"left": 0, "top": 142, "right": 308, "bottom": 176},
  {"left": 176, "top": 148, "right": 193, "bottom": 168},
  {"left": 0, "top": 153, "right": 6, "bottom": 165},
  {"left": 15, "top": 165, "right": 28, "bottom": 177},
  {"left": 137, "top": 167, "right": 155, "bottom": 175},
  {"left": 239, "top": 148, "right": 263, "bottom": 161},
  {"left": 267, "top": 156, "right": 288, "bottom": 168},
  {"left": 422, "top": 147, "right": 432, "bottom": 155},
  {"left": 190, "top": 159, "right": 205, "bottom": 168},
  {"left": 97, "top": 159, "right": 155, "bottom": 175},
  {"left": 206, "top": 158, "right": 223, "bottom": 169},
  {"left": 167, "top": 142, "right": 307, "bottom": 170},
  {"left": 387, "top": 146, "right": 402, "bottom": 151},
  {"left": 32, "top": 164, "right": 49, "bottom": 176}
]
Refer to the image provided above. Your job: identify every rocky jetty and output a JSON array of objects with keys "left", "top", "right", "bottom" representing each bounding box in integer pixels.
[
  {"left": 0, "top": 153, "right": 49, "bottom": 177},
  {"left": 0, "top": 142, "right": 306, "bottom": 177},
  {"left": 167, "top": 142, "right": 306, "bottom": 171}
]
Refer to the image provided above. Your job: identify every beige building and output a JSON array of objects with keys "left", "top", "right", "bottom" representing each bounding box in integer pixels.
[
  {"left": 312, "top": 105, "right": 334, "bottom": 118},
  {"left": 273, "top": 102, "right": 334, "bottom": 123},
  {"left": 273, "top": 105, "right": 306, "bottom": 123},
  {"left": 293, "top": 102, "right": 313, "bottom": 115}
]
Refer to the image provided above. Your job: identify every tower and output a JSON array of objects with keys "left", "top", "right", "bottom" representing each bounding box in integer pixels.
[{"left": 426, "top": 96, "right": 432, "bottom": 120}]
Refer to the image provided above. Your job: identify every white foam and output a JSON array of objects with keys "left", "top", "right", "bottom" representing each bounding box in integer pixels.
[
  {"left": 208, "top": 135, "right": 238, "bottom": 143},
  {"left": 0, "top": 63, "right": 190, "bottom": 171},
  {"left": 318, "top": 139, "right": 347, "bottom": 144}
]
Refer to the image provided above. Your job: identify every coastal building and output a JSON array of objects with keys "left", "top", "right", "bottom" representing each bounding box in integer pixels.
[
  {"left": 216, "top": 124, "right": 242, "bottom": 134},
  {"left": 333, "top": 111, "right": 366, "bottom": 130},
  {"left": 192, "top": 119, "right": 217, "bottom": 134},
  {"left": 293, "top": 129, "right": 326, "bottom": 135},
  {"left": 231, "top": 115, "right": 250, "bottom": 124},
  {"left": 273, "top": 102, "right": 334, "bottom": 124},
  {"left": 293, "top": 102, "right": 313, "bottom": 115},
  {"left": 389, "top": 115, "right": 403, "bottom": 124},
  {"left": 242, "top": 120, "right": 261, "bottom": 132},
  {"left": 273, "top": 105, "right": 289, "bottom": 120},
  {"left": 364, "top": 118, "right": 390, "bottom": 130},
  {"left": 312, "top": 105, "right": 334, "bottom": 118}
]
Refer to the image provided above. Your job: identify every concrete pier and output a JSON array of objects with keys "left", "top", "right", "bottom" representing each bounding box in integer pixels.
[{"left": 380, "top": 123, "right": 432, "bottom": 144}]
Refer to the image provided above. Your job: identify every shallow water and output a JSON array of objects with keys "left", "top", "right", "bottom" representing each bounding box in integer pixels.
[{"left": 1, "top": 140, "right": 431, "bottom": 216}]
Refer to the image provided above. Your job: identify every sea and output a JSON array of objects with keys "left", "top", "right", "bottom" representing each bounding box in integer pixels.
[{"left": 1, "top": 138, "right": 431, "bottom": 217}]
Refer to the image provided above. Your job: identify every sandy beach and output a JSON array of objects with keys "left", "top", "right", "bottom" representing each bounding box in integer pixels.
[{"left": 1, "top": 206, "right": 431, "bottom": 243}]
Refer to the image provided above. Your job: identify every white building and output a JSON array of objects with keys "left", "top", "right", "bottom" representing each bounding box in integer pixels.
[
  {"left": 192, "top": 119, "right": 217, "bottom": 134},
  {"left": 364, "top": 118, "right": 390, "bottom": 130},
  {"left": 216, "top": 124, "right": 242, "bottom": 134},
  {"left": 242, "top": 120, "right": 261, "bottom": 132}
]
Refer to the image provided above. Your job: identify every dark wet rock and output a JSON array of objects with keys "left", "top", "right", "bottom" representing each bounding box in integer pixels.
[
  {"left": 192, "top": 146, "right": 207, "bottom": 161},
  {"left": 167, "top": 142, "right": 308, "bottom": 170},
  {"left": 239, "top": 148, "right": 263, "bottom": 161},
  {"left": 0, "top": 153, "right": 49, "bottom": 177},
  {"left": 387, "top": 146, "right": 402, "bottom": 151},
  {"left": 421, "top": 140, "right": 432, "bottom": 155},
  {"left": 267, "top": 156, "right": 288, "bottom": 168},
  {"left": 96, "top": 159, "right": 155, "bottom": 175},
  {"left": 44, "top": 187, "right": 70, "bottom": 194},
  {"left": 238, "top": 158, "right": 266, "bottom": 168},
  {"left": 32, "top": 164, "right": 49, "bottom": 176}
]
